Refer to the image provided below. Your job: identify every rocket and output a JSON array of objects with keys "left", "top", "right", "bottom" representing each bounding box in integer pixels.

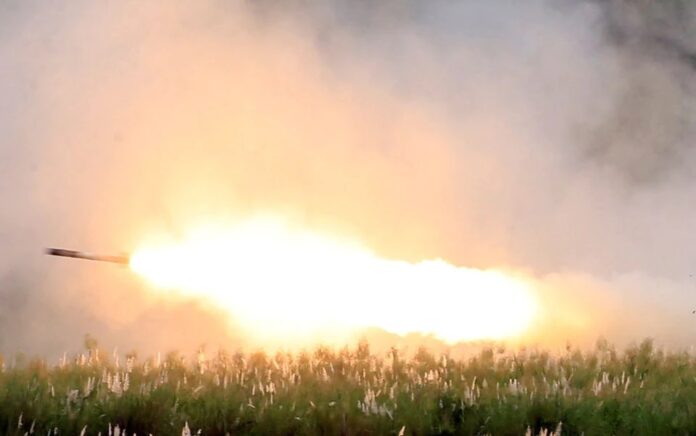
[{"left": 45, "top": 248, "right": 129, "bottom": 266}]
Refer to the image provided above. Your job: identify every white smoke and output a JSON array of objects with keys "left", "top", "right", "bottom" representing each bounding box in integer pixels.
[{"left": 0, "top": 0, "right": 694, "bottom": 356}]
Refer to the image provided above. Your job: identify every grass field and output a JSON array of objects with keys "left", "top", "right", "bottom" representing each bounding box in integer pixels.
[{"left": 0, "top": 339, "right": 694, "bottom": 435}]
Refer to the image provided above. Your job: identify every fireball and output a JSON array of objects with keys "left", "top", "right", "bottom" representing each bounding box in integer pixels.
[{"left": 130, "top": 217, "right": 537, "bottom": 344}]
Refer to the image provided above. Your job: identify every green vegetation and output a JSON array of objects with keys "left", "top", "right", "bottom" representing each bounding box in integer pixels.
[{"left": 0, "top": 339, "right": 694, "bottom": 435}]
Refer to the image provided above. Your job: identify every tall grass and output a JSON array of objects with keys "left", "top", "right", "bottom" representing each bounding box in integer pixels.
[{"left": 0, "top": 339, "right": 693, "bottom": 435}]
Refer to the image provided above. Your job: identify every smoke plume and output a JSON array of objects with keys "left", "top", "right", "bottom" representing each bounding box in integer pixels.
[{"left": 1, "top": 0, "right": 695, "bottom": 357}]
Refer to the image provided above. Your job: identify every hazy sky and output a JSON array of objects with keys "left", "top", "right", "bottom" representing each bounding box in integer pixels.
[{"left": 1, "top": 0, "right": 695, "bottom": 357}]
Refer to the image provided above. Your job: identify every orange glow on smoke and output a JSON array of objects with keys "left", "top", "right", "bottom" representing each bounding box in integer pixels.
[{"left": 130, "top": 217, "right": 538, "bottom": 344}]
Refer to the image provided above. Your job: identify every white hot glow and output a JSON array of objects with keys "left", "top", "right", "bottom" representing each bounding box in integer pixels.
[{"left": 130, "top": 218, "right": 538, "bottom": 344}]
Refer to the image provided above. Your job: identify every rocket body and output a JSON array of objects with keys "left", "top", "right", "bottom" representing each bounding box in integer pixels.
[{"left": 46, "top": 248, "right": 129, "bottom": 265}]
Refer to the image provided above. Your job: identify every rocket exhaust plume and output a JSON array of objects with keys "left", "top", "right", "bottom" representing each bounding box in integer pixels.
[
  {"left": 46, "top": 248, "right": 129, "bottom": 266},
  {"left": 128, "top": 218, "right": 539, "bottom": 345}
]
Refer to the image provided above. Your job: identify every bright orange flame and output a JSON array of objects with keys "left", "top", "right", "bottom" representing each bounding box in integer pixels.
[{"left": 130, "top": 217, "right": 538, "bottom": 344}]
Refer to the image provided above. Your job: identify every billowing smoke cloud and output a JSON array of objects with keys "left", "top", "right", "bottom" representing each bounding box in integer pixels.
[{"left": 1, "top": 0, "right": 694, "bottom": 357}]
